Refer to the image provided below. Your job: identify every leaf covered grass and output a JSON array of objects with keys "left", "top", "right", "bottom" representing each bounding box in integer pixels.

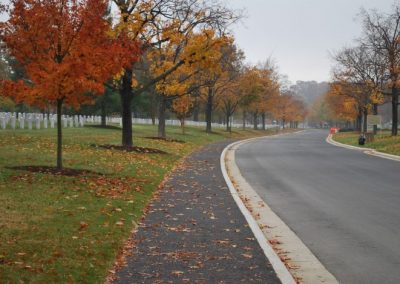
[
  {"left": 333, "top": 131, "right": 400, "bottom": 156},
  {"left": 0, "top": 124, "right": 280, "bottom": 283}
]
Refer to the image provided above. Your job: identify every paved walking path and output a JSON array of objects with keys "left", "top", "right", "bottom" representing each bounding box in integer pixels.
[{"left": 115, "top": 140, "right": 280, "bottom": 283}]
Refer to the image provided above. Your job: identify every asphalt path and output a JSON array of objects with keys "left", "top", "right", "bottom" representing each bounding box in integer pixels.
[
  {"left": 115, "top": 140, "right": 280, "bottom": 284},
  {"left": 236, "top": 130, "right": 400, "bottom": 284}
]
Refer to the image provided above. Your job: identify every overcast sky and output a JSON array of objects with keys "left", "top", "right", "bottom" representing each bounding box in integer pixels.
[{"left": 227, "top": 0, "right": 395, "bottom": 83}]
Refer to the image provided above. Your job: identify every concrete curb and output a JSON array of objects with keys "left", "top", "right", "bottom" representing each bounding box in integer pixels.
[
  {"left": 221, "top": 136, "right": 296, "bottom": 284},
  {"left": 326, "top": 134, "right": 400, "bottom": 162}
]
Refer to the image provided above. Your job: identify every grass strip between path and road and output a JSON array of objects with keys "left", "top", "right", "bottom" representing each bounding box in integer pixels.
[
  {"left": 0, "top": 124, "right": 285, "bottom": 283},
  {"left": 333, "top": 131, "right": 400, "bottom": 156}
]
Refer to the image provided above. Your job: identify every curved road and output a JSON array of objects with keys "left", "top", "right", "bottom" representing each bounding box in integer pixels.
[{"left": 236, "top": 130, "right": 400, "bottom": 284}]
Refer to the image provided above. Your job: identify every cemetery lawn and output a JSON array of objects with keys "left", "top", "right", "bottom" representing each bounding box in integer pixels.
[
  {"left": 333, "top": 131, "right": 400, "bottom": 156},
  {"left": 0, "top": 124, "right": 278, "bottom": 283}
]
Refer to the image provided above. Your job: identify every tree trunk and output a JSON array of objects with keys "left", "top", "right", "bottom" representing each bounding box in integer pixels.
[
  {"left": 356, "top": 110, "right": 362, "bottom": 132},
  {"left": 242, "top": 110, "right": 246, "bottom": 130},
  {"left": 253, "top": 112, "right": 258, "bottom": 130},
  {"left": 282, "top": 119, "right": 286, "bottom": 129},
  {"left": 181, "top": 118, "right": 186, "bottom": 134},
  {"left": 56, "top": 99, "right": 63, "bottom": 169},
  {"left": 373, "top": 103, "right": 378, "bottom": 135},
  {"left": 158, "top": 95, "right": 167, "bottom": 139},
  {"left": 226, "top": 113, "right": 231, "bottom": 132},
  {"left": 101, "top": 100, "right": 107, "bottom": 127},
  {"left": 261, "top": 113, "right": 266, "bottom": 130},
  {"left": 151, "top": 90, "right": 158, "bottom": 126},
  {"left": 205, "top": 88, "right": 213, "bottom": 134},
  {"left": 363, "top": 108, "right": 368, "bottom": 133},
  {"left": 121, "top": 69, "right": 133, "bottom": 146},
  {"left": 392, "top": 87, "right": 399, "bottom": 136},
  {"left": 193, "top": 95, "right": 200, "bottom": 122}
]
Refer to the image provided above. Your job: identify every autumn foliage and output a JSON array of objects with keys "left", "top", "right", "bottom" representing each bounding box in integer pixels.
[
  {"left": 0, "top": 0, "right": 140, "bottom": 168},
  {"left": 1, "top": 0, "right": 138, "bottom": 107}
]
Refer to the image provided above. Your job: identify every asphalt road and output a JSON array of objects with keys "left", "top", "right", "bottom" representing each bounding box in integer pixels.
[{"left": 236, "top": 130, "right": 400, "bottom": 284}]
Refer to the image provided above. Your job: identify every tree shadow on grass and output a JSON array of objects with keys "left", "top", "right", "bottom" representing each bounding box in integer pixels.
[
  {"left": 85, "top": 125, "right": 121, "bottom": 131},
  {"left": 91, "top": 144, "right": 168, "bottom": 154},
  {"left": 6, "top": 166, "right": 101, "bottom": 177},
  {"left": 143, "top": 137, "right": 186, "bottom": 144}
]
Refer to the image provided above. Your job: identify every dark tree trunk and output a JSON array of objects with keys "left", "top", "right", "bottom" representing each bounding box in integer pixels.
[
  {"left": 392, "top": 87, "right": 399, "bottom": 136},
  {"left": 180, "top": 118, "right": 185, "bottom": 134},
  {"left": 151, "top": 90, "right": 158, "bottom": 125},
  {"left": 120, "top": 69, "right": 133, "bottom": 146},
  {"left": 226, "top": 113, "right": 231, "bottom": 132},
  {"left": 193, "top": 96, "right": 200, "bottom": 122},
  {"left": 158, "top": 95, "right": 167, "bottom": 138},
  {"left": 373, "top": 103, "right": 378, "bottom": 135},
  {"left": 242, "top": 110, "right": 246, "bottom": 130},
  {"left": 261, "top": 113, "right": 266, "bottom": 130},
  {"left": 205, "top": 88, "right": 213, "bottom": 134},
  {"left": 282, "top": 119, "right": 286, "bottom": 129},
  {"left": 101, "top": 100, "right": 107, "bottom": 127},
  {"left": 356, "top": 110, "right": 362, "bottom": 132},
  {"left": 253, "top": 112, "right": 258, "bottom": 130},
  {"left": 363, "top": 108, "right": 368, "bottom": 133},
  {"left": 218, "top": 114, "right": 223, "bottom": 125},
  {"left": 56, "top": 99, "right": 63, "bottom": 169}
]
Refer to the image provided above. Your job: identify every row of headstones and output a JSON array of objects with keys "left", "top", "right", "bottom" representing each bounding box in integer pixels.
[{"left": 0, "top": 112, "right": 102, "bottom": 130}]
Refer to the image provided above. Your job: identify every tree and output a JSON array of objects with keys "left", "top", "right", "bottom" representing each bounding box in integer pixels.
[
  {"left": 151, "top": 29, "right": 228, "bottom": 138},
  {"left": 212, "top": 44, "right": 244, "bottom": 132},
  {"left": 0, "top": 0, "right": 138, "bottom": 169},
  {"left": 333, "top": 44, "right": 386, "bottom": 133},
  {"left": 324, "top": 83, "right": 359, "bottom": 128},
  {"left": 361, "top": 5, "right": 400, "bottom": 135},
  {"left": 245, "top": 65, "right": 280, "bottom": 130},
  {"left": 111, "top": 0, "right": 239, "bottom": 146},
  {"left": 172, "top": 94, "right": 194, "bottom": 134},
  {"left": 271, "top": 93, "right": 299, "bottom": 129},
  {"left": 194, "top": 36, "right": 238, "bottom": 133}
]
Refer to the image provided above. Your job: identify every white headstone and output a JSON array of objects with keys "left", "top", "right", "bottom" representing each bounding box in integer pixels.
[
  {"left": 19, "top": 115, "right": 25, "bottom": 129},
  {"left": 43, "top": 117, "right": 48, "bottom": 129},
  {"left": 11, "top": 114, "right": 16, "bottom": 130},
  {"left": 50, "top": 115, "right": 55, "bottom": 128},
  {"left": 62, "top": 115, "right": 67, "bottom": 128},
  {"left": 28, "top": 115, "right": 32, "bottom": 130},
  {"left": 35, "top": 115, "right": 41, "bottom": 129},
  {"left": 0, "top": 115, "right": 6, "bottom": 129}
]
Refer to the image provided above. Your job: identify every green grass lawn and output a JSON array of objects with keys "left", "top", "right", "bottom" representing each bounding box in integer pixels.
[
  {"left": 0, "top": 123, "right": 282, "bottom": 283},
  {"left": 333, "top": 131, "right": 400, "bottom": 156}
]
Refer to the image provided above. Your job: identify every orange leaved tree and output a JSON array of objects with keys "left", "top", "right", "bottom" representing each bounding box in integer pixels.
[
  {"left": 0, "top": 0, "right": 139, "bottom": 169},
  {"left": 172, "top": 95, "right": 194, "bottom": 134}
]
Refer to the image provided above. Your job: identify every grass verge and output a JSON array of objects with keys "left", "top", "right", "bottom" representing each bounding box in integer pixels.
[
  {"left": 0, "top": 124, "right": 283, "bottom": 283},
  {"left": 333, "top": 131, "right": 400, "bottom": 156}
]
